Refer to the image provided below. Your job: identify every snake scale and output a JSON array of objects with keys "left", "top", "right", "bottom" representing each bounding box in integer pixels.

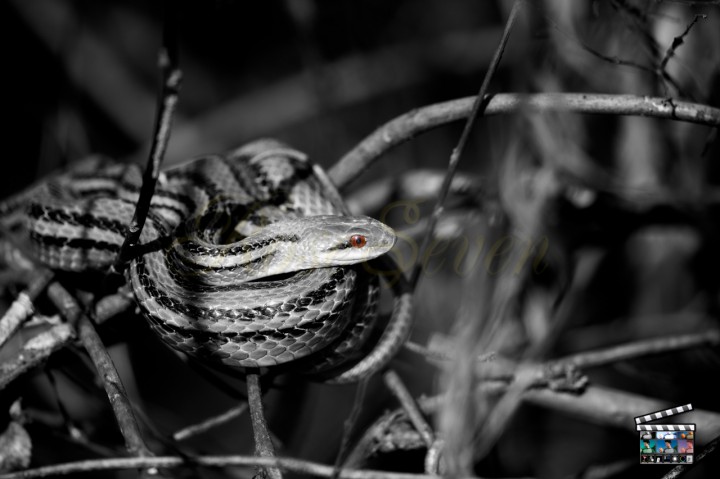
[{"left": 0, "top": 139, "right": 412, "bottom": 383}]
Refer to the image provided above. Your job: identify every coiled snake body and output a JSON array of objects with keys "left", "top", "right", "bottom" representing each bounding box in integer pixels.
[{"left": 3, "top": 140, "right": 410, "bottom": 383}]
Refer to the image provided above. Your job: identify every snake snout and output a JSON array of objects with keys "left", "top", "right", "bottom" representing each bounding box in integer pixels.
[{"left": 309, "top": 215, "right": 396, "bottom": 266}]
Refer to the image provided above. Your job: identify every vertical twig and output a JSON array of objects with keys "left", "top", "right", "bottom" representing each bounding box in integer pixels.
[
  {"left": 658, "top": 14, "right": 707, "bottom": 76},
  {"left": 332, "top": 377, "right": 369, "bottom": 479},
  {"left": 246, "top": 371, "right": 282, "bottom": 479},
  {"left": 409, "top": 0, "right": 524, "bottom": 288},
  {"left": 113, "top": 1, "right": 182, "bottom": 271},
  {"left": 424, "top": 439, "right": 445, "bottom": 475}
]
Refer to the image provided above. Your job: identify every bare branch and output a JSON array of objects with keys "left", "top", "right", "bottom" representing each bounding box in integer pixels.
[
  {"left": 545, "top": 8, "right": 689, "bottom": 97},
  {"left": 424, "top": 439, "right": 445, "bottom": 475},
  {"left": 656, "top": 13, "right": 707, "bottom": 100},
  {"left": 0, "top": 454, "right": 533, "bottom": 479},
  {"left": 661, "top": 434, "right": 720, "bottom": 479},
  {"left": 92, "top": 288, "right": 134, "bottom": 325},
  {"left": 0, "top": 323, "right": 74, "bottom": 391},
  {"left": 556, "top": 329, "right": 720, "bottom": 369},
  {"left": 410, "top": 0, "right": 524, "bottom": 288},
  {"left": 659, "top": 14, "right": 707, "bottom": 72},
  {"left": 521, "top": 385, "right": 720, "bottom": 442},
  {"left": 329, "top": 93, "right": 720, "bottom": 189},
  {"left": 45, "top": 283, "right": 152, "bottom": 459},
  {"left": 0, "top": 270, "right": 54, "bottom": 348},
  {"left": 113, "top": 2, "right": 182, "bottom": 271},
  {"left": 383, "top": 370, "right": 434, "bottom": 448},
  {"left": 343, "top": 409, "right": 425, "bottom": 469},
  {"left": 173, "top": 403, "right": 248, "bottom": 442},
  {"left": 334, "top": 377, "right": 369, "bottom": 476},
  {"left": 246, "top": 371, "right": 282, "bottom": 479}
]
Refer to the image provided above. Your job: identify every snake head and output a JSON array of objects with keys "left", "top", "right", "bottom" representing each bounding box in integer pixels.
[
  {"left": 304, "top": 215, "right": 396, "bottom": 266},
  {"left": 240, "top": 215, "right": 397, "bottom": 277}
]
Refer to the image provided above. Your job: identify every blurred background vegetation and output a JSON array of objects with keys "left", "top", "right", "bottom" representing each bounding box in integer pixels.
[{"left": 1, "top": 0, "right": 720, "bottom": 478}]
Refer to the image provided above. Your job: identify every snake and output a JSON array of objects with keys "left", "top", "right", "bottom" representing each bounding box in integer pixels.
[{"left": 0, "top": 139, "right": 412, "bottom": 383}]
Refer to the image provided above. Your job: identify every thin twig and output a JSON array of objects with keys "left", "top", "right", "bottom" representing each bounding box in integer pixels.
[
  {"left": 661, "top": 434, "right": 720, "bottom": 479},
  {"left": 333, "top": 377, "right": 369, "bottom": 478},
  {"left": 556, "top": 329, "right": 720, "bottom": 369},
  {"left": 112, "top": 2, "right": 182, "bottom": 271},
  {"left": 383, "top": 370, "right": 434, "bottom": 447},
  {"left": 172, "top": 403, "right": 248, "bottom": 442},
  {"left": 520, "top": 385, "right": 720, "bottom": 441},
  {"left": 92, "top": 288, "right": 134, "bottom": 325},
  {"left": 410, "top": 0, "right": 524, "bottom": 288},
  {"left": 0, "top": 455, "right": 514, "bottom": 479},
  {"left": 246, "top": 371, "right": 282, "bottom": 479},
  {"left": 385, "top": 370, "right": 445, "bottom": 475},
  {"left": 45, "top": 283, "right": 152, "bottom": 459},
  {"left": 0, "top": 323, "right": 74, "bottom": 391},
  {"left": 545, "top": 8, "right": 689, "bottom": 97},
  {"left": 328, "top": 93, "right": 720, "bottom": 189},
  {"left": 404, "top": 340, "right": 497, "bottom": 365},
  {"left": 0, "top": 269, "right": 54, "bottom": 348},
  {"left": 343, "top": 408, "right": 425, "bottom": 469},
  {"left": 658, "top": 14, "right": 707, "bottom": 72}
]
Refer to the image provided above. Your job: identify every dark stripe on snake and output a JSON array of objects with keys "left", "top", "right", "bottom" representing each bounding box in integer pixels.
[
  {"left": 134, "top": 254, "right": 345, "bottom": 313},
  {"left": 72, "top": 188, "right": 119, "bottom": 198},
  {"left": 29, "top": 231, "right": 120, "bottom": 253},
  {"left": 167, "top": 250, "right": 275, "bottom": 274},
  {"left": 144, "top": 308, "right": 339, "bottom": 349},
  {"left": 29, "top": 204, "right": 128, "bottom": 236},
  {"left": 224, "top": 158, "right": 261, "bottom": 200},
  {"left": 327, "top": 241, "right": 352, "bottom": 251}
]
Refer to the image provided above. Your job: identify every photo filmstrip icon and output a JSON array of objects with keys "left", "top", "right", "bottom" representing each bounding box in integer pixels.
[
  {"left": 637, "top": 403, "right": 695, "bottom": 465},
  {"left": 635, "top": 404, "right": 694, "bottom": 426}
]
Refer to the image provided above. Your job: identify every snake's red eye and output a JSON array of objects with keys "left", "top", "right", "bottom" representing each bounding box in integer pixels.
[{"left": 350, "top": 235, "right": 367, "bottom": 248}]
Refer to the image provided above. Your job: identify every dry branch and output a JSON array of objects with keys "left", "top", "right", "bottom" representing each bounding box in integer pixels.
[
  {"left": 0, "top": 270, "right": 54, "bottom": 348},
  {"left": 172, "top": 403, "right": 248, "bottom": 442},
  {"left": 0, "top": 323, "right": 74, "bottom": 391},
  {"left": 329, "top": 93, "right": 720, "bottom": 188},
  {"left": 383, "top": 370, "right": 434, "bottom": 448},
  {"left": 0, "top": 454, "right": 533, "bottom": 479},
  {"left": 247, "top": 371, "right": 282, "bottom": 479},
  {"left": 410, "top": 0, "right": 524, "bottom": 288},
  {"left": 521, "top": 385, "right": 720, "bottom": 443},
  {"left": 113, "top": 3, "right": 181, "bottom": 271},
  {"left": 661, "top": 433, "right": 720, "bottom": 479},
  {"left": 556, "top": 329, "right": 720, "bottom": 369},
  {"left": 45, "top": 283, "right": 152, "bottom": 459}
]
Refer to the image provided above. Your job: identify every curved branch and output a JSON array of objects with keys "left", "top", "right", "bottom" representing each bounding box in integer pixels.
[{"left": 329, "top": 93, "right": 720, "bottom": 189}]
